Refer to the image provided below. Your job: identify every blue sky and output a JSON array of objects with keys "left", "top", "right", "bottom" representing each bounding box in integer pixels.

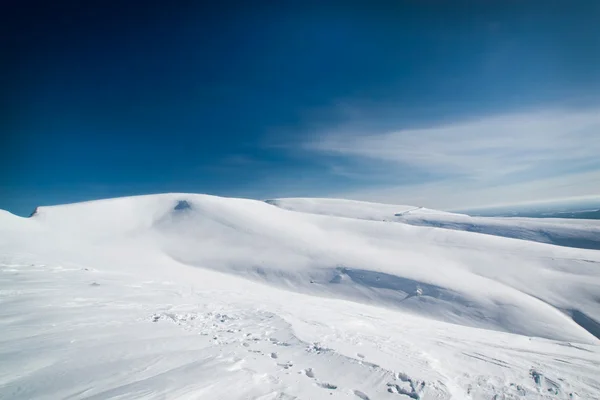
[{"left": 2, "top": 1, "right": 600, "bottom": 216}]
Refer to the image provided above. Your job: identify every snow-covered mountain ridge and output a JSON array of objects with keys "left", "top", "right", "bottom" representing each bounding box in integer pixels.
[
  {"left": 269, "top": 198, "right": 600, "bottom": 250},
  {"left": 1, "top": 193, "right": 599, "bottom": 399}
]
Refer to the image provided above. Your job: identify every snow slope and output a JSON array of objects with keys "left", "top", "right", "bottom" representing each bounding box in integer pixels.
[
  {"left": 271, "top": 198, "right": 600, "bottom": 250},
  {"left": 265, "top": 198, "right": 455, "bottom": 221},
  {"left": 1, "top": 193, "right": 600, "bottom": 399}
]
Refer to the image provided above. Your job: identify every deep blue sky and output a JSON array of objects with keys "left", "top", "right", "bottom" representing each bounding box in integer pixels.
[{"left": 2, "top": 1, "right": 599, "bottom": 215}]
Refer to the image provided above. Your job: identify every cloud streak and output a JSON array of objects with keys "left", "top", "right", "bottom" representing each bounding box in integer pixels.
[
  {"left": 301, "top": 108, "right": 600, "bottom": 209},
  {"left": 331, "top": 170, "right": 600, "bottom": 210},
  {"left": 308, "top": 109, "right": 600, "bottom": 179}
]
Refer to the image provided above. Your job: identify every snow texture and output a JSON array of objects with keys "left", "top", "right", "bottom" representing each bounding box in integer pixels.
[{"left": 1, "top": 193, "right": 599, "bottom": 399}]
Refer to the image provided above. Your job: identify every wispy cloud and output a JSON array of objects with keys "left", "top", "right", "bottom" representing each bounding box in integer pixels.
[
  {"left": 307, "top": 109, "right": 600, "bottom": 179},
  {"left": 300, "top": 108, "right": 600, "bottom": 209},
  {"left": 331, "top": 170, "right": 600, "bottom": 210}
]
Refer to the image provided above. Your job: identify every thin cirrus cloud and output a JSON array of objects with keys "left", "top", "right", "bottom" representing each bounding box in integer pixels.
[
  {"left": 302, "top": 109, "right": 600, "bottom": 209},
  {"left": 330, "top": 170, "right": 600, "bottom": 211}
]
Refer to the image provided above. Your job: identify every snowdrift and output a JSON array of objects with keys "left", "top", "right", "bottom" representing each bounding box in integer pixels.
[{"left": 3, "top": 194, "right": 600, "bottom": 344}]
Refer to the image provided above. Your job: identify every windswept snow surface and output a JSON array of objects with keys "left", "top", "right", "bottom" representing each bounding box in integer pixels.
[
  {"left": 271, "top": 198, "right": 600, "bottom": 250},
  {"left": 1, "top": 194, "right": 600, "bottom": 399}
]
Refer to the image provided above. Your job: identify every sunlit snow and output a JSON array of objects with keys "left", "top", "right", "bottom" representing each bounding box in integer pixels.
[{"left": 1, "top": 194, "right": 599, "bottom": 399}]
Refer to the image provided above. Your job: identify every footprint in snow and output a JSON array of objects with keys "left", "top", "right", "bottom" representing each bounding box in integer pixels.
[
  {"left": 529, "top": 368, "right": 561, "bottom": 395},
  {"left": 353, "top": 390, "right": 370, "bottom": 400},
  {"left": 386, "top": 372, "right": 424, "bottom": 399},
  {"left": 277, "top": 361, "right": 293, "bottom": 369},
  {"left": 302, "top": 368, "right": 337, "bottom": 390},
  {"left": 317, "top": 382, "right": 337, "bottom": 390}
]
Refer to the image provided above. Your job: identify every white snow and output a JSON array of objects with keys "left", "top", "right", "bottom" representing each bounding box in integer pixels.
[
  {"left": 1, "top": 193, "right": 599, "bottom": 399},
  {"left": 272, "top": 198, "right": 600, "bottom": 250}
]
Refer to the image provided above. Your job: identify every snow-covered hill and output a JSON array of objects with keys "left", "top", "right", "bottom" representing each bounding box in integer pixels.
[
  {"left": 1, "top": 194, "right": 599, "bottom": 399},
  {"left": 270, "top": 198, "right": 600, "bottom": 250}
]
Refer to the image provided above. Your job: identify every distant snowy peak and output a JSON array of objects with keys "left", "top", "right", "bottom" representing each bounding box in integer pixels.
[
  {"left": 25, "top": 195, "right": 447, "bottom": 226},
  {"left": 268, "top": 197, "right": 600, "bottom": 250},
  {"left": 266, "top": 197, "right": 460, "bottom": 222},
  {"left": 19, "top": 194, "right": 600, "bottom": 251}
]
